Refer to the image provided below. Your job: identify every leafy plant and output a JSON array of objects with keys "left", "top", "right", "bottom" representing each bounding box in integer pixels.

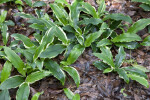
[
  {"left": 93, "top": 46, "right": 149, "bottom": 88},
  {"left": 132, "top": 0, "right": 150, "bottom": 11},
  {"left": 0, "top": 0, "right": 150, "bottom": 99}
]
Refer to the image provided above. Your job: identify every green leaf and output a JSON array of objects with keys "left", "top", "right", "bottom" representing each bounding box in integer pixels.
[
  {"left": 84, "top": 30, "right": 104, "bottom": 47},
  {"left": 55, "top": 0, "right": 69, "bottom": 6},
  {"left": 4, "top": 47, "right": 26, "bottom": 76},
  {"left": 64, "top": 88, "right": 74, "bottom": 100},
  {"left": 115, "top": 42, "right": 139, "bottom": 49},
  {"left": 38, "top": 19, "right": 55, "bottom": 28},
  {"left": 24, "top": 0, "right": 32, "bottom": 7},
  {"left": 103, "top": 68, "right": 113, "bottom": 73},
  {"left": 93, "top": 61, "right": 110, "bottom": 70},
  {"left": 26, "top": 71, "right": 50, "bottom": 84},
  {"left": 103, "top": 13, "right": 132, "bottom": 24},
  {"left": 132, "top": 64, "right": 149, "bottom": 72},
  {"left": 0, "top": 75, "right": 25, "bottom": 90},
  {"left": 81, "top": 2, "right": 98, "bottom": 18},
  {"left": 31, "top": 92, "right": 43, "bottom": 100},
  {"left": 52, "top": 26, "right": 68, "bottom": 44},
  {"left": 123, "top": 67, "right": 148, "bottom": 78},
  {"left": 33, "top": 1, "right": 46, "bottom": 7},
  {"left": 15, "top": 12, "right": 34, "bottom": 19},
  {"left": 11, "top": 33, "right": 34, "bottom": 48},
  {"left": 115, "top": 46, "right": 126, "bottom": 68},
  {"left": 61, "top": 44, "right": 85, "bottom": 65},
  {"left": 131, "top": 0, "right": 150, "bottom": 5},
  {"left": 1, "top": 24, "right": 9, "bottom": 45},
  {"left": 50, "top": 3, "right": 68, "bottom": 25},
  {"left": 140, "top": 4, "right": 150, "bottom": 11},
  {"left": 79, "top": 18, "right": 103, "bottom": 25},
  {"left": 1, "top": 61, "right": 12, "bottom": 82},
  {"left": 16, "top": 83, "right": 30, "bottom": 100},
  {"left": 93, "top": 46, "right": 115, "bottom": 68},
  {"left": 98, "top": 0, "right": 106, "bottom": 16},
  {"left": 29, "top": 23, "right": 45, "bottom": 31},
  {"left": 127, "top": 19, "right": 150, "bottom": 34},
  {"left": 40, "top": 27, "right": 55, "bottom": 46},
  {"left": 63, "top": 66, "right": 80, "bottom": 87},
  {"left": 0, "top": 90, "right": 10, "bottom": 100},
  {"left": 0, "top": 10, "right": 7, "bottom": 23},
  {"left": 44, "top": 59, "right": 66, "bottom": 85},
  {"left": 141, "top": 35, "right": 150, "bottom": 46},
  {"left": 73, "top": 94, "right": 80, "bottom": 100},
  {"left": 40, "top": 44, "right": 66, "bottom": 58},
  {"left": 97, "top": 38, "right": 112, "bottom": 47},
  {"left": 33, "top": 43, "right": 45, "bottom": 62},
  {"left": 128, "top": 74, "right": 149, "bottom": 88},
  {"left": 116, "top": 68, "right": 129, "bottom": 83},
  {"left": 70, "top": 0, "right": 81, "bottom": 26},
  {"left": 112, "top": 33, "right": 142, "bottom": 42},
  {"left": 35, "top": 59, "right": 44, "bottom": 70}
]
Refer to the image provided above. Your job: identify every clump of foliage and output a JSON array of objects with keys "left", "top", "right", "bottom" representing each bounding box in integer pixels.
[
  {"left": 93, "top": 46, "right": 149, "bottom": 88},
  {"left": 132, "top": 0, "right": 150, "bottom": 11},
  {"left": 0, "top": 0, "right": 150, "bottom": 99}
]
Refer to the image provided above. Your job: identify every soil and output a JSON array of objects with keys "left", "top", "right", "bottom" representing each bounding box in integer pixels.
[{"left": 0, "top": 0, "right": 150, "bottom": 100}]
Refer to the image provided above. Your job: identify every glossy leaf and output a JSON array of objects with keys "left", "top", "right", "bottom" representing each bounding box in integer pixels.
[
  {"left": 40, "top": 44, "right": 66, "bottom": 58},
  {"left": 1, "top": 24, "right": 8, "bottom": 45},
  {"left": 33, "top": 43, "right": 45, "bottom": 61},
  {"left": 50, "top": 3, "right": 68, "bottom": 25},
  {"left": 128, "top": 74, "right": 149, "bottom": 88},
  {"left": 11, "top": 33, "right": 34, "bottom": 48},
  {"left": 73, "top": 94, "right": 80, "bottom": 100},
  {"left": 93, "top": 46, "right": 115, "bottom": 68},
  {"left": 140, "top": 4, "right": 150, "bottom": 11},
  {"left": 33, "top": 1, "right": 46, "bottom": 7},
  {"left": 79, "top": 18, "right": 103, "bottom": 25},
  {"left": 40, "top": 27, "right": 54, "bottom": 46},
  {"left": 0, "top": 10, "right": 7, "bottom": 23},
  {"left": 0, "top": 90, "right": 10, "bottom": 100},
  {"left": 26, "top": 71, "right": 51, "bottom": 84},
  {"left": 112, "top": 33, "right": 141, "bottom": 43},
  {"left": 93, "top": 61, "right": 110, "bottom": 70},
  {"left": 24, "top": 0, "right": 32, "bottom": 7},
  {"left": 52, "top": 26, "right": 68, "bottom": 44},
  {"left": 0, "top": 75, "right": 25, "bottom": 90},
  {"left": 141, "top": 35, "right": 150, "bottom": 46},
  {"left": 131, "top": 0, "right": 150, "bottom": 5},
  {"left": 15, "top": 12, "right": 34, "bottom": 19},
  {"left": 44, "top": 59, "right": 66, "bottom": 85},
  {"left": 132, "top": 64, "right": 149, "bottom": 72},
  {"left": 98, "top": 0, "right": 106, "bottom": 16},
  {"left": 115, "top": 46, "right": 126, "bottom": 68},
  {"left": 97, "top": 38, "right": 112, "bottom": 47},
  {"left": 116, "top": 68, "right": 129, "bottom": 83},
  {"left": 39, "top": 19, "right": 55, "bottom": 28},
  {"left": 1, "top": 61, "right": 12, "bottom": 82},
  {"left": 81, "top": 2, "right": 98, "bottom": 18},
  {"left": 84, "top": 30, "right": 104, "bottom": 47},
  {"left": 123, "top": 67, "right": 148, "bottom": 78},
  {"left": 127, "top": 19, "right": 150, "bottom": 34},
  {"left": 63, "top": 66, "right": 80, "bottom": 87},
  {"left": 4, "top": 47, "right": 26, "bottom": 76},
  {"left": 29, "top": 23, "right": 45, "bottom": 31},
  {"left": 115, "top": 42, "right": 139, "bottom": 49},
  {"left": 103, "top": 13, "right": 132, "bottom": 24},
  {"left": 61, "top": 44, "right": 85, "bottom": 65},
  {"left": 64, "top": 88, "right": 74, "bottom": 100},
  {"left": 31, "top": 92, "right": 43, "bottom": 100},
  {"left": 103, "top": 68, "right": 113, "bottom": 73},
  {"left": 16, "top": 83, "right": 30, "bottom": 100}
]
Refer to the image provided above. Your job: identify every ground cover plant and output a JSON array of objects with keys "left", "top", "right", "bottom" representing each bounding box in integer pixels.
[
  {"left": 0, "top": 0, "right": 150, "bottom": 99},
  {"left": 132, "top": 0, "right": 150, "bottom": 11}
]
